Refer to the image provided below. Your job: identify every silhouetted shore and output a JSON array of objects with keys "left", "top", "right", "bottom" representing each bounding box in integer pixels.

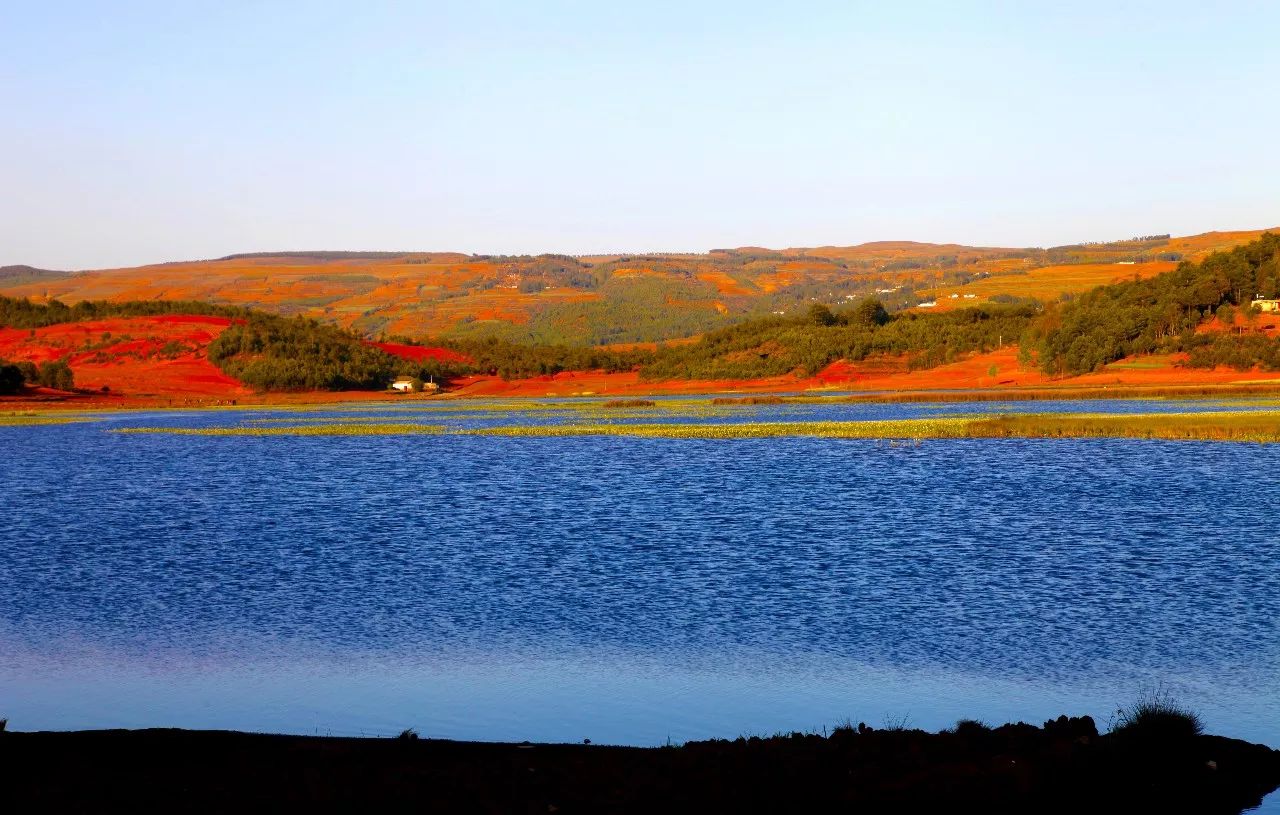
[{"left": 4, "top": 715, "right": 1278, "bottom": 813}]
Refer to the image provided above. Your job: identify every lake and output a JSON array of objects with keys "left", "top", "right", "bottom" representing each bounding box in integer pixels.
[{"left": 3, "top": 397, "right": 1278, "bottom": 766}]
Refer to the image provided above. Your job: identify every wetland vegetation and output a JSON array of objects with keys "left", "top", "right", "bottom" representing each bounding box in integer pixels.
[{"left": 89, "top": 401, "right": 1280, "bottom": 443}]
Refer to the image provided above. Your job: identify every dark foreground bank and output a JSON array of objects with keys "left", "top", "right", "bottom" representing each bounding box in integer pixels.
[{"left": 3, "top": 716, "right": 1278, "bottom": 813}]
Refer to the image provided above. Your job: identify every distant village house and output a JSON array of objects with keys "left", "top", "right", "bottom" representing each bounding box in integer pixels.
[
  {"left": 1252, "top": 298, "right": 1280, "bottom": 313},
  {"left": 390, "top": 376, "right": 439, "bottom": 393}
]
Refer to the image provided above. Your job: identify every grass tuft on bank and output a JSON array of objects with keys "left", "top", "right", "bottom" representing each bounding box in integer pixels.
[{"left": 1111, "top": 688, "right": 1204, "bottom": 742}]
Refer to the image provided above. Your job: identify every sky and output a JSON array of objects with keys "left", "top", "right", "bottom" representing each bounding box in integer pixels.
[{"left": 1, "top": 0, "right": 1278, "bottom": 269}]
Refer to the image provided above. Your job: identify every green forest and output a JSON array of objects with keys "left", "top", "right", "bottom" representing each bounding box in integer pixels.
[
  {"left": 1025, "top": 232, "right": 1280, "bottom": 375},
  {"left": 207, "top": 316, "right": 404, "bottom": 391}
]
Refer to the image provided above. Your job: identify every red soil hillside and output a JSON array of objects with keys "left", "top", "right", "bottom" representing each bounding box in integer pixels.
[{"left": 0, "top": 315, "right": 249, "bottom": 400}]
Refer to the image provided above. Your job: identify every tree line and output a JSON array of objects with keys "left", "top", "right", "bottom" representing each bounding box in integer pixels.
[
  {"left": 638, "top": 299, "right": 1036, "bottom": 381},
  {"left": 0, "top": 296, "right": 247, "bottom": 329}
]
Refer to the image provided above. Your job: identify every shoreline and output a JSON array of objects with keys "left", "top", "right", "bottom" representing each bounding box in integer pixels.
[
  {"left": 6, "top": 378, "right": 1280, "bottom": 415},
  {"left": 4, "top": 719, "right": 1277, "bottom": 813}
]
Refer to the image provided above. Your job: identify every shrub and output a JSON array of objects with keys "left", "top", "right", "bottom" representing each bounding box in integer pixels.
[{"left": 953, "top": 719, "right": 990, "bottom": 735}]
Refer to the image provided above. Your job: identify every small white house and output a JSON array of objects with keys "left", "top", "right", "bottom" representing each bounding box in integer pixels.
[
  {"left": 1252, "top": 298, "right": 1280, "bottom": 313},
  {"left": 390, "top": 377, "right": 416, "bottom": 392},
  {"left": 918, "top": 300, "right": 937, "bottom": 308}
]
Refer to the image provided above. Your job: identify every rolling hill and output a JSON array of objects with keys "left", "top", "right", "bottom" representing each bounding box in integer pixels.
[{"left": 3, "top": 228, "right": 1273, "bottom": 346}]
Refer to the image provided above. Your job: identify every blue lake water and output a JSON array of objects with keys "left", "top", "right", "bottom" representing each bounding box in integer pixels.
[{"left": 2, "top": 397, "right": 1278, "bottom": 772}]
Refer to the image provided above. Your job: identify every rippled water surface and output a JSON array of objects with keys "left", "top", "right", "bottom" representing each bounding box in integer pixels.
[{"left": 2, "top": 397, "right": 1278, "bottom": 756}]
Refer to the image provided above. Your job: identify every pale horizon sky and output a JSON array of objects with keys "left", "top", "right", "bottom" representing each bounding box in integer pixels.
[{"left": 2, "top": 1, "right": 1278, "bottom": 270}]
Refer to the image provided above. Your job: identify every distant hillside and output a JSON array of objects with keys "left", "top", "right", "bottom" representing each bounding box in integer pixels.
[
  {"left": 0, "top": 265, "right": 68, "bottom": 287},
  {"left": 2, "top": 228, "right": 1273, "bottom": 345}
]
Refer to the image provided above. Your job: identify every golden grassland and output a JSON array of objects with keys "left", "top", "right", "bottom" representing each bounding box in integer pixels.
[{"left": 919, "top": 261, "right": 1176, "bottom": 306}]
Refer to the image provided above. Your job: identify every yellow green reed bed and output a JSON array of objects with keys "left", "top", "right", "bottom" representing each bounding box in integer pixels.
[
  {"left": 0, "top": 412, "right": 89, "bottom": 426},
  {"left": 112, "top": 423, "right": 447, "bottom": 437},
  {"left": 972, "top": 412, "right": 1280, "bottom": 442},
  {"left": 468, "top": 418, "right": 973, "bottom": 439},
  {"left": 245, "top": 415, "right": 449, "bottom": 424},
  {"left": 466, "top": 411, "right": 1280, "bottom": 443}
]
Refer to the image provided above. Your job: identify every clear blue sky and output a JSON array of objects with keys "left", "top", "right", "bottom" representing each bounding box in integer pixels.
[{"left": 2, "top": 1, "right": 1277, "bottom": 269}]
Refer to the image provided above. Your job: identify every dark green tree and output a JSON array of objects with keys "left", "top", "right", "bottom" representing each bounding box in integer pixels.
[
  {"left": 0, "top": 362, "right": 24, "bottom": 394},
  {"left": 848, "top": 298, "right": 890, "bottom": 327},
  {"left": 808, "top": 303, "right": 838, "bottom": 326},
  {"left": 37, "top": 360, "right": 75, "bottom": 390}
]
